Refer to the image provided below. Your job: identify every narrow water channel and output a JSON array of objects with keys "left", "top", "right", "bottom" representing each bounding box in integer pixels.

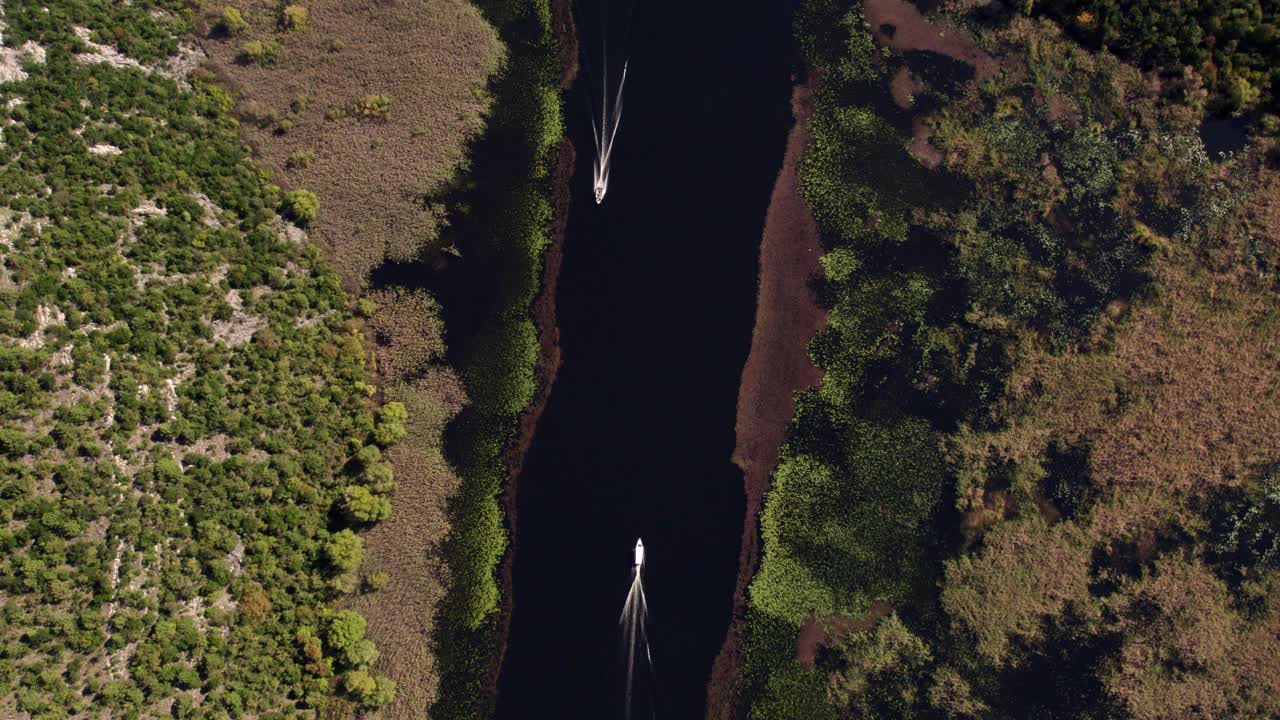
[{"left": 495, "top": 0, "right": 795, "bottom": 717}]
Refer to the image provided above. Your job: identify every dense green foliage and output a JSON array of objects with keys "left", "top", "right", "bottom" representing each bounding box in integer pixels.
[
  {"left": 735, "top": 1, "right": 1271, "bottom": 717},
  {"left": 0, "top": 2, "right": 397, "bottom": 715},
  {"left": 429, "top": 0, "right": 563, "bottom": 716},
  {"left": 1034, "top": 0, "right": 1280, "bottom": 116}
]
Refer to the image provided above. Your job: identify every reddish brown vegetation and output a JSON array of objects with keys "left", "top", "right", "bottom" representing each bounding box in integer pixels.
[
  {"left": 866, "top": 2, "right": 993, "bottom": 170},
  {"left": 962, "top": 227, "right": 1280, "bottom": 539},
  {"left": 889, "top": 66, "right": 925, "bottom": 109},
  {"left": 706, "top": 76, "right": 827, "bottom": 720},
  {"left": 863, "top": 0, "right": 998, "bottom": 81},
  {"left": 1105, "top": 559, "right": 1280, "bottom": 720}
]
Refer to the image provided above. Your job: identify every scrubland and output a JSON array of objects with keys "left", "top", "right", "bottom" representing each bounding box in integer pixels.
[{"left": 734, "top": 1, "right": 1280, "bottom": 717}]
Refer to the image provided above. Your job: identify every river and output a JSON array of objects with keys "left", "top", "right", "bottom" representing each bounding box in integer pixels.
[{"left": 494, "top": 0, "right": 796, "bottom": 717}]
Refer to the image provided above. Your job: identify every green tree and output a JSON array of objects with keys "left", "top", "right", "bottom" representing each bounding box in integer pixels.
[
  {"left": 341, "top": 485, "right": 391, "bottom": 523},
  {"left": 326, "top": 610, "right": 366, "bottom": 652},
  {"left": 343, "top": 638, "right": 378, "bottom": 668},
  {"left": 324, "top": 530, "right": 364, "bottom": 573},
  {"left": 372, "top": 401, "right": 407, "bottom": 446},
  {"left": 344, "top": 670, "right": 396, "bottom": 707}
]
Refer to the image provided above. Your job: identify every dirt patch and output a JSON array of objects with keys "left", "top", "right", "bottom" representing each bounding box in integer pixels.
[
  {"left": 869, "top": 1, "right": 992, "bottom": 170},
  {"left": 909, "top": 117, "right": 944, "bottom": 168},
  {"left": 706, "top": 75, "right": 828, "bottom": 720},
  {"left": 890, "top": 66, "right": 926, "bottom": 108},
  {"left": 795, "top": 600, "right": 895, "bottom": 667},
  {"left": 864, "top": 0, "right": 998, "bottom": 82}
]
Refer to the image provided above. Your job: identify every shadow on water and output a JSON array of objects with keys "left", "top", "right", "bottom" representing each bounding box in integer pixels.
[
  {"left": 1200, "top": 115, "right": 1249, "bottom": 162},
  {"left": 495, "top": 0, "right": 796, "bottom": 717}
]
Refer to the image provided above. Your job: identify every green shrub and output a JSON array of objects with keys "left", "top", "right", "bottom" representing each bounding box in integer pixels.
[
  {"left": 287, "top": 149, "right": 316, "bottom": 170},
  {"left": 239, "top": 39, "right": 280, "bottom": 65},
  {"left": 283, "top": 189, "right": 319, "bottom": 225},
  {"left": 360, "top": 462, "right": 395, "bottom": 493},
  {"left": 353, "top": 94, "right": 393, "bottom": 121},
  {"left": 281, "top": 5, "right": 310, "bottom": 31},
  {"left": 373, "top": 401, "right": 408, "bottom": 445},
  {"left": 748, "top": 663, "right": 836, "bottom": 720},
  {"left": 344, "top": 638, "right": 378, "bottom": 668},
  {"left": 462, "top": 319, "right": 538, "bottom": 415},
  {"left": 0, "top": 2, "right": 397, "bottom": 710},
  {"left": 219, "top": 7, "right": 249, "bottom": 34},
  {"left": 0, "top": 428, "right": 27, "bottom": 458},
  {"left": 826, "top": 614, "right": 933, "bottom": 716},
  {"left": 345, "top": 670, "right": 396, "bottom": 707},
  {"left": 326, "top": 611, "right": 367, "bottom": 653}
]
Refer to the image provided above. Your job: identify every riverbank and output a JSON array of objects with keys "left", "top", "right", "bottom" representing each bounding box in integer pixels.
[
  {"left": 195, "top": 1, "right": 503, "bottom": 715},
  {"left": 487, "top": 132, "right": 575, "bottom": 714},
  {"left": 706, "top": 75, "right": 826, "bottom": 720},
  {"left": 485, "top": 0, "right": 579, "bottom": 708}
]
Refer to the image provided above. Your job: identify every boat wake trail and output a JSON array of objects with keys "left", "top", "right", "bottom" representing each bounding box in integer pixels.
[
  {"left": 580, "top": 0, "right": 634, "bottom": 204},
  {"left": 619, "top": 539, "right": 655, "bottom": 719},
  {"left": 591, "top": 58, "right": 626, "bottom": 204}
]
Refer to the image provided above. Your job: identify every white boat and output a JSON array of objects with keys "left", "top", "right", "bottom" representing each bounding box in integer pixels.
[{"left": 634, "top": 538, "right": 645, "bottom": 567}]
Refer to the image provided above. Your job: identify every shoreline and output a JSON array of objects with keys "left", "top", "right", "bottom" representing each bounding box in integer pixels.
[
  {"left": 484, "top": 0, "right": 579, "bottom": 711},
  {"left": 485, "top": 134, "right": 574, "bottom": 713},
  {"left": 705, "top": 75, "right": 827, "bottom": 720}
]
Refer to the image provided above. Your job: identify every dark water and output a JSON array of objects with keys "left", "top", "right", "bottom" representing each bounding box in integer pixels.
[
  {"left": 494, "top": 0, "right": 795, "bottom": 717},
  {"left": 1200, "top": 115, "right": 1249, "bottom": 162}
]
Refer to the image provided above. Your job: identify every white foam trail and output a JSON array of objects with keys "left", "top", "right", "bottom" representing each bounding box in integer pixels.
[
  {"left": 619, "top": 558, "right": 653, "bottom": 719},
  {"left": 591, "top": 47, "right": 627, "bottom": 204}
]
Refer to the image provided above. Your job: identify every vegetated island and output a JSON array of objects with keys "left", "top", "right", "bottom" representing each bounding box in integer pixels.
[
  {"left": 728, "top": 0, "right": 1280, "bottom": 718},
  {"left": 0, "top": 0, "right": 567, "bottom": 716}
]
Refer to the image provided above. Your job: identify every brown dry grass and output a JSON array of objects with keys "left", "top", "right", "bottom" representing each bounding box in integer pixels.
[
  {"left": 195, "top": 2, "right": 502, "bottom": 711},
  {"left": 197, "top": 0, "right": 502, "bottom": 288},
  {"left": 368, "top": 288, "right": 446, "bottom": 381},
  {"left": 344, "top": 371, "right": 467, "bottom": 718},
  {"left": 942, "top": 516, "right": 1096, "bottom": 664},
  {"left": 952, "top": 151, "right": 1280, "bottom": 540},
  {"left": 1104, "top": 559, "right": 1280, "bottom": 720}
]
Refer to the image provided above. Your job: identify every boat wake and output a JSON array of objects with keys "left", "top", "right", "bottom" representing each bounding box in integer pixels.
[
  {"left": 592, "top": 58, "right": 627, "bottom": 204},
  {"left": 581, "top": 0, "right": 634, "bottom": 204},
  {"left": 619, "top": 539, "right": 655, "bottom": 719}
]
